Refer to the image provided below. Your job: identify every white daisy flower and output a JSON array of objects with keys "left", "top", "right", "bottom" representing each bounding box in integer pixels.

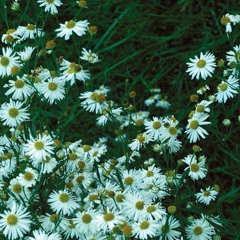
[
  {"left": 133, "top": 219, "right": 159, "bottom": 239},
  {"left": 38, "top": 77, "right": 65, "bottom": 104},
  {"left": 215, "top": 75, "right": 239, "bottom": 103},
  {"left": 95, "top": 208, "right": 125, "bottom": 233},
  {"left": 37, "top": 0, "right": 63, "bottom": 14},
  {"left": 80, "top": 48, "right": 101, "bottom": 63},
  {"left": 0, "top": 157, "right": 17, "bottom": 178},
  {"left": 122, "top": 169, "right": 142, "bottom": 190},
  {"left": 195, "top": 100, "right": 212, "bottom": 113},
  {"left": 60, "top": 219, "right": 82, "bottom": 239},
  {"left": 0, "top": 47, "right": 20, "bottom": 77},
  {"left": 55, "top": 19, "right": 89, "bottom": 40},
  {"left": 9, "top": 178, "right": 31, "bottom": 202},
  {"left": 39, "top": 213, "right": 68, "bottom": 233},
  {"left": 73, "top": 209, "right": 98, "bottom": 235},
  {"left": 28, "top": 229, "right": 62, "bottom": 240},
  {"left": 186, "top": 52, "right": 216, "bottom": 80},
  {"left": 0, "top": 99, "right": 30, "bottom": 127},
  {"left": 17, "top": 46, "right": 35, "bottom": 62},
  {"left": 96, "top": 107, "right": 122, "bottom": 126},
  {"left": 0, "top": 202, "right": 31, "bottom": 240},
  {"left": 0, "top": 135, "right": 11, "bottom": 155},
  {"left": 59, "top": 59, "right": 90, "bottom": 85},
  {"left": 185, "top": 113, "right": 211, "bottom": 143},
  {"left": 144, "top": 117, "right": 163, "bottom": 141},
  {"left": 72, "top": 172, "right": 93, "bottom": 189},
  {"left": 140, "top": 165, "right": 164, "bottom": 185},
  {"left": 158, "top": 215, "right": 181, "bottom": 240},
  {"left": 197, "top": 84, "right": 210, "bottom": 95},
  {"left": 182, "top": 154, "right": 207, "bottom": 180},
  {"left": 195, "top": 186, "right": 219, "bottom": 205},
  {"left": 4, "top": 75, "right": 34, "bottom": 100},
  {"left": 160, "top": 116, "right": 181, "bottom": 150},
  {"left": 80, "top": 232, "right": 106, "bottom": 240},
  {"left": 23, "top": 134, "right": 54, "bottom": 161},
  {"left": 17, "top": 167, "right": 39, "bottom": 188},
  {"left": 142, "top": 203, "right": 166, "bottom": 221},
  {"left": 48, "top": 189, "right": 80, "bottom": 215},
  {"left": 122, "top": 191, "right": 152, "bottom": 221},
  {"left": 156, "top": 99, "right": 171, "bottom": 109},
  {"left": 80, "top": 91, "right": 108, "bottom": 114},
  {"left": 89, "top": 142, "right": 107, "bottom": 162},
  {"left": 128, "top": 133, "right": 152, "bottom": 151},
  {"left": 144, "top": 95, "right": 159, "bottom": 106},
  {"left": 38, "top": 156, "right": 58, "bottom": 174},
  {"left": 186, "top": 217, "right": 216, "bottom": 240},
  {"left": 15, "top": 24, "right": 44, "bottom": 41},
  {"left": 1, "top": 29, "right": 18, "bottom": 44},
  {"left": 226, "top": 45, "right": 240, "bottom": 66}
]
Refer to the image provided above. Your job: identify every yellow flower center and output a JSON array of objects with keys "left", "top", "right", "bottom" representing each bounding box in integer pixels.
[
  {"left": 196, "top": 105, "right": 204, "bottom": 113},
  {"left": 165, "top": 170, "right": 175, "bottom": 177},
  {"left": 34, "top": 141, "right": 44, "bottom": 150},
  {"left": 220, "top": 16, "right": 231, "bottom": 25},
  {"left": 7, "top": 214, "right": 18, "bottom": 225},
  {"left": 59, "top": 193, "right": 70, "bottom": 202},
  {"left": 8, "top": 108, "right": 19, "bottom": 118},
  {"left": 46, "top": 40, "right": 56, "bottom": 49},
  {"left": 50, "top": 213, "right": 59, "bottom": 222},
  {"left": 135, "top": 201, "right": 144, "bottom": 210},
  {"left": 190, "top": 163, "right": 200, "bottom": 172},
  {"left": 122, "top": 224, "right": 133, "bottom": 237},
  {"left": 76, "top": 176, "right": 84, "bottom": 184},
  {"left": 218, "top": 82, "right": 228, "bottom": 91},
  {"left": 66, "top": 20, "right": 76, "bottom": 29},
  {"left": 135, "top": 119, "right": 144, "bottom": 126},
  {"left": 204, "top": 190, "right": 210, "bottom": 196},
  {"left": 12, "top": 183, "right": 22, "bottom": 194},
  {"left": 15, "top": 79, "right": 25, "bottom": 88},
  {"left": 48, "top": 82, "right": 57, "bottom": 91},
  {"left": 146, "top": 205, "right": 156, "bottom": 213},
  {"left": 190, "top": 120, "right": 199, "bottom": 129},
  {"left": 24, "top": 171, "right": 34, "bottom": 181},
  {"left": 146, "top": 170, "right": 154, "bottom": 177},
  {"left": 0, "top": 56, "right": 10, "bottom": 66},
  {"left": 6, "top": 29, "right": 15, "bottom": 35},
  {"left": 196, "top": 59, "right": 206, "bottom": 68},
  {"left": 115, "top": 194, "right": 125, "bottom": 202},
  {"left": 124, "top": 176, "right": 133, "bottom": 185},
  {"left": 140, "top": 221, "right": 149, "bottom": 229},
  {"left": 193, "top": 226, "right": 203, "bottom": 235},
  {"left": 68, "top": 153, "right": 78, "bottom": 160},
  {"left": 88, "top": 194, "right": 97, "bottom": 201},
  {"left": 82, "top": 213, "right": 92, "bottom": 223},
  {"left": 5, "top": 35, "right": 14, "bottom": 42},
  {"left": 168, "top": 126, "right": 177, "bottom": 135},
  {"left": 11, "top": 66, "right": 20, "bottom": 75},
  {"left": 90, "top": 92, "right": 106, "bottom": 103},
  {"left": 235, "top": 51, "right": 240, "bottom": 61},
  {"left": 68, "top": 63, "right": 81, "bottom": 74},
  {"left": 83, "top": 144, "right": 91, "bottom": 152},
  {"left": 46, "top": 0, "right": 54, "bottom": 3},
  {"left": 26, "top": 24, "right": 36, "bottom": 30},
  {"left": 137, "top": 134, "right": 145, "bottom": 143},
  {"left": 103, "top": 212, "right": 115, "bottom": 222},
  {"left": 152, "top": 121, "right": 161, "bottom": 129},
  {"left": 78, "top": 161, "right": 85, "bottom": 169}
]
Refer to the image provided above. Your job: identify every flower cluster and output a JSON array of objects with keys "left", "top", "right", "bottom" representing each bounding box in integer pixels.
[{"left": 0, "top": 1, "right": 236, "bottom": 240}]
